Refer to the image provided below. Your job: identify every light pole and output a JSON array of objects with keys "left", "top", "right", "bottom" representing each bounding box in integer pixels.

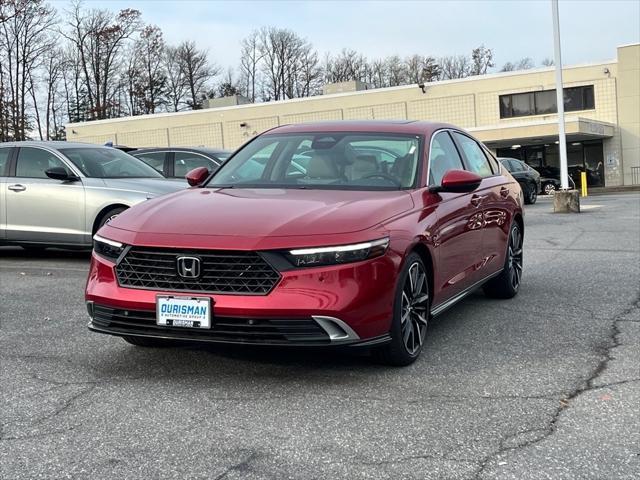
[{"left": 552, "top": 0, "right": 570, "bottom": 190}]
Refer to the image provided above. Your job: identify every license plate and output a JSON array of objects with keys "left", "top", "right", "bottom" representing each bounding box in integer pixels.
[{"left": 156, "top": 295, "right": 211, "bottom": 329}]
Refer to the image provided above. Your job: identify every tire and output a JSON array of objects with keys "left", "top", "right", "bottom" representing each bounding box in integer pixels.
[
  {"left": 375, "top": 252, "right": 430, "bottom": 366},
  {"left": 527, "top": 183, "right": 537, "bottom": 204},
  {"left": 122, "top": 336, "right": 177, "bottom": 347},
  {"left": 483, "top": 222, "right": 523, "bottom": 299},
  {"left": 543, "top": 183, "right": 556, "bottom": 196},
  {"left": 96, "top": 207, "right": 126, "bottom": 232}
]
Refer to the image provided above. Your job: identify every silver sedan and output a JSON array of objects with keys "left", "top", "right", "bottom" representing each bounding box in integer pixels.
[{"left": 0, "top": 141, "right": 186, "bottom": 249}]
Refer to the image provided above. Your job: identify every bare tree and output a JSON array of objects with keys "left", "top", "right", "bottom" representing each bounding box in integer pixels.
[
  {"left": 295, "top": 47, "right": 322, "bottom": 97},
  {"left": 405, "top": 54, "right": 441, "bottom": 83},
  {"left": 470, "top": 44, "right": 494, "bottom": 76},
  {"left": 324, "top": 48, "right": 367, "bottom": 83},
  {"left": 40, "top": 45, "right": 64, "bottom": 139},
  {"left": 132, "top": 25, "right": 166, "bottom": 113},
  {"left": 501, "top": 57, "right": 534, "bottom": 72},
  {"left": 0, "top": 0, "right": 57, "bottom": 140},
  {"left": 177, "top": 40, "right": 218, "bottom": 109},
  {"left": 439, "top": 55, "right": 470, "bottom": 80},
  {"left": 239, "top": 30, "right": 262, "bottom": 102},
  {"left": 541, "top": 57, "right": 554, "bottom": 67},
  {"left": 164, "top": 44, "right": 187, "bottom": 111},
  {"left": 216, "top": 68, "right": 241, "bottom": 97},
  {"left": 258, "top": 26, "right": 319, "bottom": 101},
  {"left": 62, "top": 2, "right": 141, "bottom": 119}
]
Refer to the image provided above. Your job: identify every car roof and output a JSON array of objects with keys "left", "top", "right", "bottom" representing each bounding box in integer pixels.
[
  {"left": 265, "top": 120, "right": 459, "bottom": 136},
  {"left": 0, "top": 140, "right": 115, "bottom": 150},
  {"left": 133, "top": 147, "right": 231, "bottom": 155}
]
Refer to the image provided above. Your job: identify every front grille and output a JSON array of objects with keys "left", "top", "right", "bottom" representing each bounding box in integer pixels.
[
  {"left": 91, "top": 305, "right": 330, "bottom": 345},
  {"left": 115, "top": 248, "right": 281, "bottom": 295}
]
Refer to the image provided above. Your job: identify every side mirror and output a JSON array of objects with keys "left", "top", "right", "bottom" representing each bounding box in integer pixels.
[
  {"left": 185, "top": 166, "right": 210, "bottom": 187},
  {"left": 430, "top": 169, "right": 482, "bottom": 194},
  {"left": 45, "top": 167, "right": 78, "bottom": 181}
]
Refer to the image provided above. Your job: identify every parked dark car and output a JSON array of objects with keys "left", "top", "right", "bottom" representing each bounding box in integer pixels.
[
  {"left": 498, "top": 157, "right": 540, "bottom": 204},
  {"left": 87, "top": 120, "right": 525, "bottom": 366},
  {"left": 131, "top": 147, "right": 231, "bottom": 179},
  {"left": 537, "top": 165, "right": 576, "bottom": 195},
  {"left": 568, "top": 165, "right": 603, "bottom": 189}
]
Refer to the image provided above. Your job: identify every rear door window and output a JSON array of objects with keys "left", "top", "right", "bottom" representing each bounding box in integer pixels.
[
  {"left": 135, "top": 152, "right": 166, "bottom": 173},
  {"left": 452, "top": 132, "right": 494, "bottom": 177},
  {"left": 174, "top": 152, "right": 215, "bottom": 177}
]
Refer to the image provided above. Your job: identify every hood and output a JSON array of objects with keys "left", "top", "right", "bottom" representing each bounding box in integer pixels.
[
  {"left": 108, "top": 187, "right": 414, "bottom": 237},
  {"left": 101, "top": 178, "right": 185, "bottom": 196}
]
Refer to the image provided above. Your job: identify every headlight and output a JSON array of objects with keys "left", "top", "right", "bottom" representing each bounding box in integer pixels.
[
  {"left": 93, "top": 234, "right": 124, "bottom": 262},
  {"left": 286, "top": 238, "right": 389, "bottom": 267}
]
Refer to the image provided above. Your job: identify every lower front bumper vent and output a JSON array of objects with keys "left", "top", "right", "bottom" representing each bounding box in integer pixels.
[{"left": 90, "top": 304, "right": 332, "bottom": 345}]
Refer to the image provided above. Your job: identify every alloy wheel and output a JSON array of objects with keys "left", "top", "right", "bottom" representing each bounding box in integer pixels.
[
  {"left": 507, "top": 225, "right": 523, "bottom": 290},
  {"left": 544, "top": 184, "right": 556, "bottom": 196},
  {"left": 400, "top": 262, "right": 429, "bottom": 355}
]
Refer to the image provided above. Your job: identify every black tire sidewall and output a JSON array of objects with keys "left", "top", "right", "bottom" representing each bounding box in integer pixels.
[
  {"left": 390, "top": 252, "right": 429, "bottom": 361},
  {"left": 529, "top": 184, "right": 537, "bottom": 204},
  {"left": 98, "top": 207, "right": 126, "bottom": 231}
]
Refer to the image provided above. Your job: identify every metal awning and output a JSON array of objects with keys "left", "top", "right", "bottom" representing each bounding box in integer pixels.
[{"left": 469, "top": 117, "right": 615, "bottom": 149}]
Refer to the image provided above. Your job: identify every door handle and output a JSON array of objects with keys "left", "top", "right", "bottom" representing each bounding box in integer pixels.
[
  {"left": 470, "top": 194, "right": 486, "bottom": 207},
  {"left": 500, "top": 187, "right": 509, "bottom": 197},
  {"left": 8, "top": 184, "right": 26, "bottom": 192}
]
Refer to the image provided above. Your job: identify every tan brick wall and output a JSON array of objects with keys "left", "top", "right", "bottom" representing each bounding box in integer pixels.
[
  {"left": 169, "top": 123, "right": 223, "bottom": 147},
  {"left": 118, "top": 128, "right": 169, "bottom": 147},
  {"left": 66, "top": 47, "right": 639, "bottom": 184}
]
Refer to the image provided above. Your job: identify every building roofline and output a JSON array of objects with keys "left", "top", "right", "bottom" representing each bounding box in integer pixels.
[
  {"left": 617, "top": 42, "right": 640, "bottom": 49},
  {"left": 65, "top": 58, "right": 618, "bottom": 129}
]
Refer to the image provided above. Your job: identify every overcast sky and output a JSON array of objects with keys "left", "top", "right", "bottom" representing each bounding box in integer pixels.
[{"left": 53, "top": 0, "right": 640, "bottom": 72}]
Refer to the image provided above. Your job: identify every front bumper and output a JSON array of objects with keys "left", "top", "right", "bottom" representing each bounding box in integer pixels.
[{"left": 85, "top": 250, "right": 400, "bottom": 346}]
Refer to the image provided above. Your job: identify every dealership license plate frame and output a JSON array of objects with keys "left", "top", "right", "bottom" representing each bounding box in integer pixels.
[{"left": 156, "top": 295, "right": 212, "bottom": 329}]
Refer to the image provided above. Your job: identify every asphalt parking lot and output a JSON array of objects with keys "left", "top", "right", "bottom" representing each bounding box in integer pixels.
[{"left": 1, "top": 193, "right": 639, "bottom": 480}]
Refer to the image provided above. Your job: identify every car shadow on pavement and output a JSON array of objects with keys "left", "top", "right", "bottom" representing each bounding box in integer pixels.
[{"left": 0, "top": 246, "right": 91, "bottom": 259}]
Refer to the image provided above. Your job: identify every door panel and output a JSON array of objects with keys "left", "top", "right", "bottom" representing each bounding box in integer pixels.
[
  {"left": 6, "top": 147, "right": 86, "bottom": 244},
  {"left": 477, "top": 176, "right": 511, "bottom": 275},
  {"left": 432, "top": 191, "right": 487, "bottom": 301},
  {"left": 427, "top": 131, "right": 486, "bottom": 302}
]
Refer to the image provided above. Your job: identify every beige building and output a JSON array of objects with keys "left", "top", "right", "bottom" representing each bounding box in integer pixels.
[{"left": 67, "top": 43, "right": 640, "bottom": 187}]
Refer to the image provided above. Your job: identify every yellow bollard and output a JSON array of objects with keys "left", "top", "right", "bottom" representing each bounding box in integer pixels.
[{"left": 581, "top": 171, "right": 588, "bottom": 197}]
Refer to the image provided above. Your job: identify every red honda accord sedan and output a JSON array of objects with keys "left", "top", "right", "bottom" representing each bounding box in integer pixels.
[{"left": 86, "top": 121, "right": 524, "bottom": 365}]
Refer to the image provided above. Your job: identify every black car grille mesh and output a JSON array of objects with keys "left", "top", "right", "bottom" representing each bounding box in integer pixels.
[
  {"left": 115, "top": 248, "right": 281, "bottom": 295},
  {"left": 91, "top": 305, "right": 330, "bottom": 344}
]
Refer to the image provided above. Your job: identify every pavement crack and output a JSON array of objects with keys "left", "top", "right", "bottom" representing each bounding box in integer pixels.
[
  {"left": 353, "top": 453, "right": 477, "bottom": 466},
  {"left": 213, "top": 451, "right": 259, "bottom": 480},
  {"left": 472, "top": 291, "right": 640, "bottom": 479}
]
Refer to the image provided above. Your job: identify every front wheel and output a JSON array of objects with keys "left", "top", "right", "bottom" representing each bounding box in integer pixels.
[
  {"left": 375, "top": 252, "right": 430, "bottom": 366},
  {"left": 526, "top": 183, "right": 537, "bottom": 204},
  {"left": 543, "top": 183, "right": 556, "bottom": 196},
  {"left": 96, "top": 207, "right": 126, "bottom": 232},
  {"left": 483, "top": 222, "right": 523, "bottom": 299}
]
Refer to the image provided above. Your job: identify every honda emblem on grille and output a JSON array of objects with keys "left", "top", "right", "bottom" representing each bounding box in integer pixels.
[{"left": 176, "top": 256, "right": 201, "bottom": 279}]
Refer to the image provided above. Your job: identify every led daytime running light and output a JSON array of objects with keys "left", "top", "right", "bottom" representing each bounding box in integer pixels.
[
  {"left": 289, "top": 238, "right": 389, "bottom": 256},
  {"left": 93, "top": 234, "right": 122, "bottom": 248}
]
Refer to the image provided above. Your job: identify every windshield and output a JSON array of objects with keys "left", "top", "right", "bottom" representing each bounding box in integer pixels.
[
  {"left": 208, "top": 133, "right": 421, "bottom": 190},
  {"left": 60, "top": 148, "right": 164, "bottom": 178}
]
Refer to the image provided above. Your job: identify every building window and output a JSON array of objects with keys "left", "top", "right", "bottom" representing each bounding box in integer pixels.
[{"left": 499, "top": 85, "right": 595, "bottom": 118}]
